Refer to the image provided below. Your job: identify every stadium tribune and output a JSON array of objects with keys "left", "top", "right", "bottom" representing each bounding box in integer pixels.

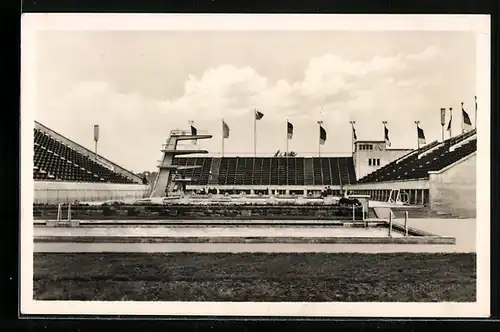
[{"left": 30, "top": 120, "right": 477, "bottom": 302}]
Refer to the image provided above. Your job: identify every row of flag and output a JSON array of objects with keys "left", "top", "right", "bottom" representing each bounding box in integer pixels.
[
  {"left": 190, "top": 99, "right": 475, "bottom": 152},
  {"left": 219, "top": 109, "right": 328, "bottom": 145},
  {"left": 416, "top": 102, "right": 474, "bottom": 147},
  {"left": 443, "top": 102, "right": 474, "bottom": 134}
]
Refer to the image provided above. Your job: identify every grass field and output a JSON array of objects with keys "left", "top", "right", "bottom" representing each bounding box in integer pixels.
[{"left": 33, "top": 252, "right": 476, "bottom": 302}]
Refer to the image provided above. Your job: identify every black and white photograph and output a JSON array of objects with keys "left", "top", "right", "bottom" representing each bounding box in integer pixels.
[{"left": 20, "top": 14, "right": 490, "bottom": 317}]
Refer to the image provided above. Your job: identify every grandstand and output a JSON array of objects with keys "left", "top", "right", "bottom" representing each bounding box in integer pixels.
[
  {"left": 172, "top": 156, "right": 356, "bottom": 187},
  {"left": 160, "top": 128, "right": 476, "bottom": 218},
  {"left": 347, "top": 129, "right": 477, "bottom": 218},
  {"left": 33, "top": 121, "right": 149, "bottom": 204},
  {"left": 32, "top": 118, "right": 477, "bottom": 218}
]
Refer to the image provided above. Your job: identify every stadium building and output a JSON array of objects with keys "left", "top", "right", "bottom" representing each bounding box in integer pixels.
[
  {"left": 33, "top": 121, "right": 149, "bottom": 203},
  {"left": 33, "top": 120, "right": 477, "bottom": 218}
]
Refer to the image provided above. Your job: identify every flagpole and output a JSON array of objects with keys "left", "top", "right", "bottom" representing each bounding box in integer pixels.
[
  {"left": 221, "top": 118, "right": 224, "bottom": 157},
  {"left": 253, "top": 109, "right": 257, "bottom": 158},
  {"left": 286, "top": 119, "right": 289, "bottom": 156},
  {"left": 440, "top": 108, "right": 445, "bottom": 142},
  {"left": 382, "top": 121, "right": 387, "bottom": 144},
  {"left": 461, "top": 102, "right": 465, "bottom": 134},
  {"left": 474, "top": 96, "right": 477, "bottom": 129},
  {"left": 349, "top": 121, "right": 355, "bottom": 155},
  {"left": 414, "top": 121, "right": 420, "bottom": 149},
  {"left": 317, "top": 121, "right": 322, "bottom": 157},
  {"left": 449, "top": 107, "right": 453, "bottom": 138}
]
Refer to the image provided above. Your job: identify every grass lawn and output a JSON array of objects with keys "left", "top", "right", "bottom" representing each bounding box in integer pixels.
[{"left": 33, "top": 252, "right": 476, "bottom": 302}]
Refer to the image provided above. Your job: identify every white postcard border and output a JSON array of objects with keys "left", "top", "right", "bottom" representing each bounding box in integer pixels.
[{"left": 20, "top": 13, "right": 491, "bottom": 317}]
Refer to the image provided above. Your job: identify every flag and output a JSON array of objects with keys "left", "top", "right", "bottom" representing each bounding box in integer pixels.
[
  {"left": 190, "top": 125, "right": 197, "bottom": 145},
  {"left": 255, "top": 110, "right": 264, "bottom": 120},
  {"left": 222, "top": 120, "right": 230, "bottom": 139},
  {"left": 447, "top": 112, "right": 452, "bottom": 132},
  {"left": 417, "top": 126, "right": 426, "bottom": 146},
  {"left": 287, "top": 121, "right": 293, "bottom": 139},
  {"left": 319, "top": 125, "right": 327, "bottom": 145},
  {"left": 384, "top": 125, "right": 391, "bottom": 147},
  {"left": 462, "top": 107, "right": 472, "bottom": 131},
  {"left": 352, "top": 127, "right": 357, "bottom": 140}
]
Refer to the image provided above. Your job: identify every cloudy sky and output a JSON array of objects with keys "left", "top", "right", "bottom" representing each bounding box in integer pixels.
[{"left": 35, "top": 30, "right": 476, "bottom": 172}]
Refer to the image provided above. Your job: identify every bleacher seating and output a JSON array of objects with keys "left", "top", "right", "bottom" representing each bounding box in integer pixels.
[
  {"left": 172, "top": 156, "right": 213, "bottom": 185},
  {"left": 357, "top": 130, "right": 477, "bottom": 183},
  {"left": 173, "top": 156, "right": 357, "bottom": 186},
  {"left": 33, "top": 128, "right": 135, "bottom": 184}
]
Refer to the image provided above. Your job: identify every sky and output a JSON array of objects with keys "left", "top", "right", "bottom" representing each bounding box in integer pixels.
[{"left": 35, "top": 30, "right": 476, "bottom": 172}]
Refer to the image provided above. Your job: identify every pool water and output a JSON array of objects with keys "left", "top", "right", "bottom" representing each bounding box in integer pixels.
[{"left": 34, "top": 226, "right": 404, "bottom": 238}]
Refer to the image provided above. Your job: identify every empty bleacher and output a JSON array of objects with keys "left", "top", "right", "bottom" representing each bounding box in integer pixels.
[
  {"left": 34, "top": 128, "right": 135, "bottom": 184},
  {"left": 357, "top": 130, "right": 477, "bottom": 183},
  {"left": 171, "top": 157, "right": 213, "bottom": 185},
  {"left": 174, "top": 156, "right": 357, "bottom": 186}
]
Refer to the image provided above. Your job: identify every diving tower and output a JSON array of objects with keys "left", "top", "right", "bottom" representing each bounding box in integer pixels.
[{"left": 149, "top": 129, "right": 212, "bottom": 197}]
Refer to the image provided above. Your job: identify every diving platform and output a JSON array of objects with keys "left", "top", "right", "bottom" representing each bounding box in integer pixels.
[
  {"left": 174, "top": 178, "right": 197, "bottom": 183},
  {"left": 160, "top": 149, "right": 209, "bottom": 155},
  {"left": 149, "top": 129, "right": 213, "bottom": 198},
  {"left": 164, "top": 165, "right": 202, "bottom": 171},
  {"left": 175, "top": 134, "right": 212, "bottom": 141}
]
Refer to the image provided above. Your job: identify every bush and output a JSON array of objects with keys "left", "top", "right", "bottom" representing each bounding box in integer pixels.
[
  {"left": 102, "top": 206, "right": 113, "bottom": 216},
  {"left": 127, "top": 208, "right": 138, "bottom": 217}
]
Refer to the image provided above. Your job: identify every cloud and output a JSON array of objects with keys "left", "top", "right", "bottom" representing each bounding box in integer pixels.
[
  {"left": 158, "top": 46, "right": 440, "bottom": 121},
  {"left": 406, "top": 46, "right": 439, "bottom": 61},
  {"left": 39, "top": 46, "right": 449, "bottom": 170}
]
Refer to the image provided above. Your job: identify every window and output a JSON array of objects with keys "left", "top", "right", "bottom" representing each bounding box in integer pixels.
[
  {"left": 368, "top": 159, "right": 372, "bottom": 166},
  {"left": 377, "top": 159, "right": 381, "bottom": 166},
  {"left": 359, "top": 144, "right": 374, "bottom": 151}
]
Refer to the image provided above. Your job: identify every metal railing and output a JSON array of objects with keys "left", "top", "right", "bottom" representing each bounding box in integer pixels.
[{"left": 388, "top": 210, "right": 409, "bottom": 237}]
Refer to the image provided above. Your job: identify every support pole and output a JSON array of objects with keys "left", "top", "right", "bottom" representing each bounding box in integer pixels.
[
  {"left": 404, "top": 211, "right": 409, "bottom": 237},
  {"left": 221, "top": 118, "right": 225, "bottom": 157},
  {"left": 57, "top": 203, "right": 61, "bottom": 222},
  {"left": 388, "top": 210, "right": 393, "bottom": 237},
  {"left": 318, "top": 137, "right": 321, "bottom": 157},
  {"left": 414, "top": 121, "right": 420, "bottom": 149},
  {"left": 352, "top": 205, "right": 355, "bottom": 221},
  {"left": 286, "top": 120, "right": 289, "bottom": 156},
  {"left": 449, "top": 107, "right": 453, "bottom": 138},
  {"left": 317, "top": 121, "right": 323, "bottom": 157},
  {"left": 253, "top": 109, "right": 257, "bottom": 158},
  {"left": 474, "top": 96, "right": 477, "bottom": 129},
  {"left": 350, "top": 121, "right": 356, "bottom": 154},
  {"left": 461, "top": 102, "right": 465, "bottom": 134},
  {"left": 67, "top": 204, "right": 72, "bottom": 223},
  {"left": 440, "top": 107, "right": 446, "bottom": 142}
]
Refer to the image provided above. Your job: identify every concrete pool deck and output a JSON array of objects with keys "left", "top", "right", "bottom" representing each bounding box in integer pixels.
[{"left": 31, "top": 218, "right": 476, "bottom": 252}]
